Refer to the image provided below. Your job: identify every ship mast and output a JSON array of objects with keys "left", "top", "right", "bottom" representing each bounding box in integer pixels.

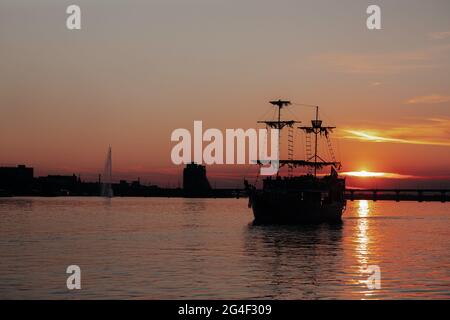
[
  {"left": 257, "top": 100, "right": 299, "bottom": 129},
  {"left": 314, "top": 106, "right": 319, "bottom": 176},
  {"left": 299, "top": 105, "right": 340, "bottom": 177},
  {"left": 257, "top": 100, "right": 301, "bottom": 176},
  {"left": 256, "top": 100, "right": 340, "bottom": 177}
]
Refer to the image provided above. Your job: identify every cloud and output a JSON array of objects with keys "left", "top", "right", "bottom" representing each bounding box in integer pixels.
[
  {"left": 341, "top": 171, "right": 414, "bottom": 179},
  {"left": 405, "top": 94, "right": 450, "bottom": 105},
  {"left": 313, "top": 52, "right": 431, "bottom": 74},
  {"left": 341, "top": 118, "right": 450, "bottom": 147},
  {"left": 342, "top": 171, "right": 450, "bottom": 180},
  {"left": 429, "top": 31, "right": 450, "bottom": 40},
  {"left": 311, "top": 45, "right": 450, "bottom": 74}
]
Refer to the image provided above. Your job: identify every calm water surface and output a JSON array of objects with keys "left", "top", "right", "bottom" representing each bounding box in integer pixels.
[{"left": 0, "top": 197, "right": 449, "bottom": 299}]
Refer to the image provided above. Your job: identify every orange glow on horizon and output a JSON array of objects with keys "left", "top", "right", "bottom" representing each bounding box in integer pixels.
[
  {"left": 341, "top": 170, "right": 413, "bottom": 179},
  {"left": 342, "top": 170, "right": 385, "bottom": 177}
]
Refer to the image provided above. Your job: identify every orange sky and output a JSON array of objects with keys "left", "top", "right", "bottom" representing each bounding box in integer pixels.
[{"left": 0, "top": 0, "right": 449, "bottom": 188}]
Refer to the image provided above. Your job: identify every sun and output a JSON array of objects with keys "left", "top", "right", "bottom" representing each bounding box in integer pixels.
[{"left": 342, "top": 170, "right": 385, "bottom": 178}]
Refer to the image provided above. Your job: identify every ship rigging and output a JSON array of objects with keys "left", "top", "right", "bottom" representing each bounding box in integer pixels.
[
  {"left": 245, "top": 99, "right": 346, "bottom": 225},
  {"left": 256, "top": 99, "right": 341, "bottom": 177}
]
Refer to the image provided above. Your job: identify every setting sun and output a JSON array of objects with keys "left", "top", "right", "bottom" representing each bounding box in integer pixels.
[
  {"left": 342, "top": 170, "right": 386, "bottom": 178},
  {"left": 341, "top": 171, "right": 414, "bottom": 179}
]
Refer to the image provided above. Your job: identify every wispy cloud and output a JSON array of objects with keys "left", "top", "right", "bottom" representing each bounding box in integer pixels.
[
  {"left": 311, "top": 45, "right": 450, "bottom": 74},
  {"left": 405, "top": 94, "right": 450, "bottom": 105},
  {"left": 341, "top": 171, "right": 414, "bottom": 179},
  {"left": 341, "top": 118, "right": 450, "bottom": 147},
  {"left": 429, "top": 31, "right": 450, "bottom": 40},
  {"left": 342, "top": 172, "right": 450, "bottom": 180}
]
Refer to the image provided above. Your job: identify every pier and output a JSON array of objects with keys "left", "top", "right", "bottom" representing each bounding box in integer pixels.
[{"left": 345, "top": 189, "right": 450, "bottom": 202}]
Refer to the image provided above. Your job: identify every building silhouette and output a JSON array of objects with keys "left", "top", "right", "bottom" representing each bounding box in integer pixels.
[
  {"left": 183, "top": 162, "right": 211, "bottom": 196},
  {"left": 0, "top": 165, "right": 34, "bottom": 195},
  {"left": 0, "top": 163, "right": 240, "bottom": 198}
]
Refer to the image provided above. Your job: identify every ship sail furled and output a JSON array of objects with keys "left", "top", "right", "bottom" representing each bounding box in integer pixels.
[
  {"left": 256, "top": 100, "right": 340, "bottom": 177},
  {"left": 297, "top": 106, "right": 341, "bottom": 175},
  {"left": 257, "top": 100, "right": 300, "bottom": 130},
  {"left": 257, "top": 100, "right": 301, "bottom": 177}
]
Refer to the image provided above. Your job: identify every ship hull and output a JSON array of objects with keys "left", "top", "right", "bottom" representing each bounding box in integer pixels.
[{"left": 249, "top": 192, "right": 345, "bottom": 225}]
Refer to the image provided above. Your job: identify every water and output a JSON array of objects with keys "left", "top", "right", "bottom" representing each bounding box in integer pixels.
[{"left": 0, "top": 197, "right": 449, "bottom": 299}]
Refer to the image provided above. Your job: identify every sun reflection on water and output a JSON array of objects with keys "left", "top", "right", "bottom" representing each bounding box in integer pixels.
[
  {"left": 356, "top": 200, "right": 376, "bottom": 298},
  {"left": 357, "top": 200, "right": 370, "bottom": 266},
  {"left": 358, "top": 199, "right": 369, "bottom": 217}
]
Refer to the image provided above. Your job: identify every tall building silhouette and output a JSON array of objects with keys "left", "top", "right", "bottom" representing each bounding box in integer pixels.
[
  {"left": 0, "top": 165, "right": 34, "bottom": 195},
  {"left": 183, "top": 163, "right": 211, "bottom": 196}
]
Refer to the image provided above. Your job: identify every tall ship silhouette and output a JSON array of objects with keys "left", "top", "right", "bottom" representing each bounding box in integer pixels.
[{"left": 244, "top": 100, "right": 346, "bottom": 224}]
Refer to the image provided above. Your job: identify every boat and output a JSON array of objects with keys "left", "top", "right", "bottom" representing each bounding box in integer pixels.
[{"left": 244, "top": 100, "right": 346, "bottom": 224}]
